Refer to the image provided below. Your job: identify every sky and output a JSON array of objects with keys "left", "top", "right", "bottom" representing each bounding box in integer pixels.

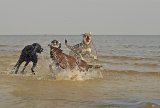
[{"left": 0, "top": 0, "right": 160, "bottom": 35}]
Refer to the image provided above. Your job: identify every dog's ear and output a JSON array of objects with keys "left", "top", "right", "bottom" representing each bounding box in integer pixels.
[
  {"left": 32, "top": 43, "right": 37, "bottom": 47},
  {"left": 58, "top": 42, "right": 61, "bottom": 48},
  {"left": 82, "top": 32, "right": 92, "bottom": 37},
  {"left": 31, "top": 43, "right": 42, "bottom": 54}
]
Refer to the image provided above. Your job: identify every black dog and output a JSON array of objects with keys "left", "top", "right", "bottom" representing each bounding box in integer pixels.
[{"left": 13, "top": 43, "right": 43, "bottom": 74}]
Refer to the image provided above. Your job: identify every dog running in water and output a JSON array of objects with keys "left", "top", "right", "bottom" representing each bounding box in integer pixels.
[
  {"left": 48, "top": 44, "right": 102, "bottom": 72},
  {"left": 65, "top": 32, "right": 97, "bottom": 61},
  {"left": 12, "top": 43, "right": 43, "bottom": 74},
  {"left": 49, "top": 40, "right": 61, "bottom": 59}
]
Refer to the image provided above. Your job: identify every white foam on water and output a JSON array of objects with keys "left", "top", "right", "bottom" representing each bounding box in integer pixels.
[
  {"left": 51, "top": 68, "right": 103, "bottom": 81},
  {"left": 35, "top": 63, "right": 103, "bottom": 81}
]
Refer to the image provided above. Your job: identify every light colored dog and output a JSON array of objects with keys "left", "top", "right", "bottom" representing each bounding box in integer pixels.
[{"left": 65, "top": 32, "right": 97, "bottom": 61}]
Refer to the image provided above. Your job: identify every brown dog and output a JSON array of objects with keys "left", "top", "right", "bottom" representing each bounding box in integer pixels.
[{"left": 48, "top": 44, "right": 102, "bottom": 71}]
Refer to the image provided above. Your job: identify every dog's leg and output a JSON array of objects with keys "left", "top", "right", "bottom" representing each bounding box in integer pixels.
[
  {"left": 90, "top": 53, "right": 97, "bottom": 60},
  {"left": 86, "top": 48, "right": 97, "bottom": 60},
  {"left": 49, "top": 62, "right": 58, "bottom": 79},
  {"left": 79, "top": 53, "right": 85, "bottom": 61},
  {"left": 49, "top": 62, "right": 54, "bottom": 73},
  {"left": 13, "top": 61, "right": 19, "bottom": 68},
  {"left": 31, "top": 62, "right": 37, "bottom": 75},
  {"left": 31, "top": 59, "right": 37, "bottom": 75},
  {"left": 21, "top": 61, "right": 29, "bottom": 74},
  {"left": 86, "top": 65, "right": 94, "bottom": 71},
  {"left": 14, "top": 60, "right": 24, "bottom": 74},
  {"left": 11, "top": 60, "right": 19, "bottom": 73},
  {"left": 75, "top": 57, "right": 83, "bottom": 71}
]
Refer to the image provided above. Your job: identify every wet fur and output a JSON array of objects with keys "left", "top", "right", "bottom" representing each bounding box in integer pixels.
[
  {"left": 49, "top": 45, "right": 101, "bottom": 71},
  {"left": 13, "top": 43, "right": 43, "bottom": 74}
]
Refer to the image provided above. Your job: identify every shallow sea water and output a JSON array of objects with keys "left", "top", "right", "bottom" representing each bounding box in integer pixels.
[{"left": 0, "top": 35, "right": 160, "bottom": 108}]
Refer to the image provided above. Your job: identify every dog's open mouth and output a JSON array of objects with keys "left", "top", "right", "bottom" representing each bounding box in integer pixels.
[{"left": 86, "top": 36, "right": 90, "bottom": 42}]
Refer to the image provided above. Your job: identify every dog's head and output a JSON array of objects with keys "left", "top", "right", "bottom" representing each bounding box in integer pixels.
[
  {"left": 48, "top": 44, "right": 62, "bottom": 53},
  {"left": 32, "top": 43, "right": 43, "bottom": 54},
  {"left": 82, "top": 32, "right": 92, "bottom": 45},
  {"left": 50, "top": 40, "right": 61, "bottom": 48}
]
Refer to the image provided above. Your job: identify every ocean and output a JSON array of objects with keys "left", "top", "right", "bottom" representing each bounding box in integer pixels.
[{"left": 0, "top": 35, "right": 160, "bottom": 108}]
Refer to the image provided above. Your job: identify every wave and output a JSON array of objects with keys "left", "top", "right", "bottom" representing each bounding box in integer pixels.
[
  {"left": 1, "top": 67, "right": 160, "bottom": 82},
  {"left": 98, "top": 60, "right": 159, "bottom": 67},
  {"left": 133, "top": 63, "right": 159, "bottom": 67},
  {"left": 93, "top": 98, "right": 160, "bottom": 108},
  {"left": 1, "top": 51, "right": 160, "bottom": 81},
  {"left": 98, "top": 55, "right": 160, "bottom": 67},
  {"left": 0, "top": 45, "right": 22, "bottom": 47},
  {"left": 0, "top": 45, "right": 10, "bottom": 47},
  {"left": 98, "top": 55, "right": 147, "bottom": 61},
  {"left": 0, "top": 68, "right": 103, "bottom": 81},
  {"left": 102, "top": 69, "right": 160, "bottom": 77}
]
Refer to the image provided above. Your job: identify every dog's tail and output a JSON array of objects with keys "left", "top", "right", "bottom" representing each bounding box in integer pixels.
[{"left": 65, "top": 39, "right": 73, "bottom": 50}]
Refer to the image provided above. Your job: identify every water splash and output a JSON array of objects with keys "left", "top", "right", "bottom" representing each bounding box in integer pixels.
[
  {"left": 37, "top": 49, "right": 103, "bottom": 81},
  {"left": 54, "top": 69, "right": 103, "bottom": 81},
  {"left": 3, "top": 53, "right": 103, "bottom": 81},
  {"left": 36, "top": 60, "right": 103, "bottom": 81}
]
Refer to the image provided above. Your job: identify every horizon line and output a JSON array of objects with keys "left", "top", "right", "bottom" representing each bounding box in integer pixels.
[{"left": 0, "top": 34, "right": 160, "bottom": 36}]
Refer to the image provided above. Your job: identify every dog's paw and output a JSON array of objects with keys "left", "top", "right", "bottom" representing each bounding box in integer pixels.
[
  {"left": 20, "top": 70, "right": 25, "bottom": 74},
  {"left": 10, "top": 70, "right": 15, "bottom": 74},
  {"left": 32, "top": 72, "right": 35, "bottom": 75},
  {"left": 81, "top": 57, "right": 85, "bottom": 61},
  {"left": 31, "top": 68, "right": 35, "bottom": 73}
]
